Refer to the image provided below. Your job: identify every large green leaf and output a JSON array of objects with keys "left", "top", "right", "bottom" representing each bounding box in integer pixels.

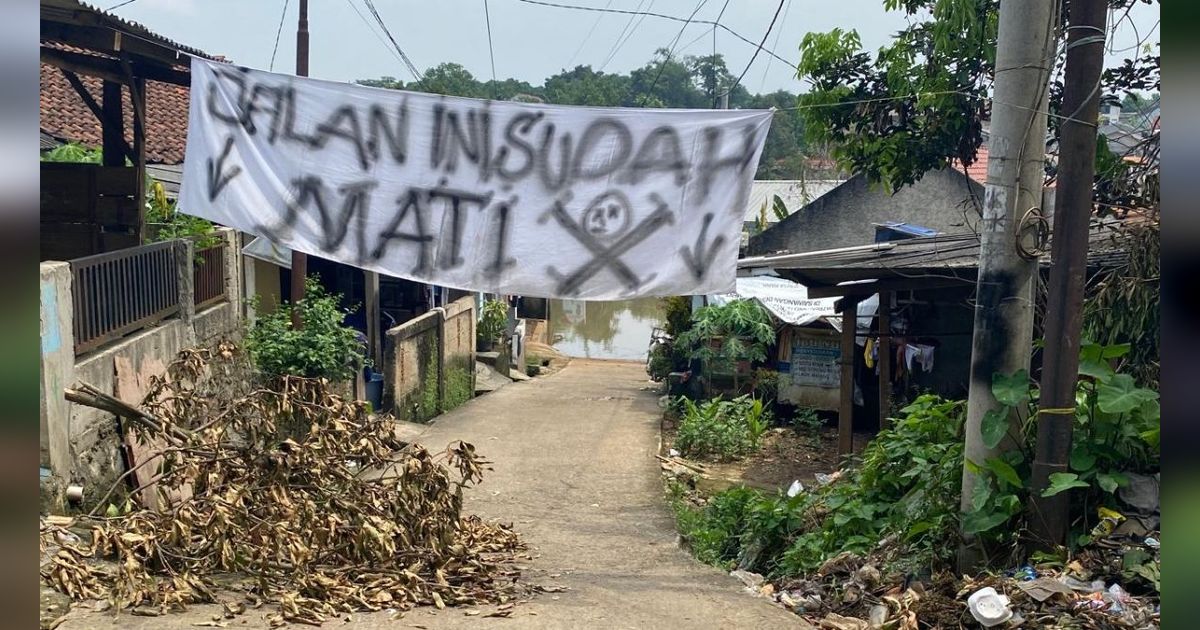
[
  {"left": 985, "top": 457, "right": 1024, "bottom": 489},
  {"left": 1070, "top": 445, "right": 1097, "bottom": 473},
  {"left": 962, "top": 509, "right": 1011, "bottom": 534},
  {"left": 1041, "top": 472, "right": 1090, "bottom": 497},
  {"left": 991, "top": 370, "right": 1029, "bottom": 406},
  {"left": 980, "top": 409, "right": 1009, "bottom": 449},
  {"left": 1102, "top": 343, "right": 1131, "bottom": 359},
  {"left": 1078, "top": 357, "right": 1115, "bottom": 381},
  {"left": 1097, "top": 374, "right": 1159, "bottom": 414},
  {"left": 1097, "top": 471, "right": 1129, "bottom": 494},
  {"left": 971, "top": 478, "right": 992, "bottom": 512}
]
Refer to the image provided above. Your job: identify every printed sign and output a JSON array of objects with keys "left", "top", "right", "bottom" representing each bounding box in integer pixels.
[
  {"left": 791, "top": 336, "right": 840, "bottom": 389},
  {"left": 179, "top": 59, "right": 772, "bottom": 299}
]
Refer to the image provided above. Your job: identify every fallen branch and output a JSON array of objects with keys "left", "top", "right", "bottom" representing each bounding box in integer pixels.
[{"left": 64, "top": 382, "right": 193, "bottom": 444}]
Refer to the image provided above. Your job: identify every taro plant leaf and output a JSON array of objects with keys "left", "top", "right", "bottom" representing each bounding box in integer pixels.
[
  {"left": 1096, "top": 471, "right": 1128, "bottom": 494},
  {"left": 1070, "top": 445, "right": 1097, "bottom": 473},
  {"left": 991, "top": 370, "right": 1029, "bottom": 406},
  {"left": 962, "top": 508, "right": 1011, "bottom": 535},
  {"left": 1042, "top": 472, "right": 1090, "bottom": 497},
  {"left": 1078, "top": 357, "right": 1115, "bottom": 381},
  {"left": 1097, "top": 374, "right": 1158, "bottom": 414},
  {"left": 980, "top": 409, "right": 1009, "bottom": 449},
  {"left": 1102, "top": 343, "right": 1131, "bottom": 359},
  {"left": 985, "top": 457, "right": 1023, "bottom": 489},
  {"left": 771, "top": 194, "right": 790, "bottom": 221},
  {"left": 971, "top": 477, "right": 992, "bottom": 512}
]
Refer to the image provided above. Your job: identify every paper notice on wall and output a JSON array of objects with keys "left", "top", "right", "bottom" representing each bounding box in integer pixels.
[{"left": 179, "top": 58, "right": 772, "bottom": 299}]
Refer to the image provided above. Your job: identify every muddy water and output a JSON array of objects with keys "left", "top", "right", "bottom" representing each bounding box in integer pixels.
[{"left": 547, "top": 298, "right": 665, "bottom": 361}]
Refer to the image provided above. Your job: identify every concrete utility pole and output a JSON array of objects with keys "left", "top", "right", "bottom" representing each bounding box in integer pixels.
[
  {"left": 290, "top": 0, "right": 310, "bottom": 328},
  {"left": 959, "top": 0, "right": 1058, "bottom": 569},
  {"left": 1029, "top": 0, "right": 1108, "bottom": 548}
]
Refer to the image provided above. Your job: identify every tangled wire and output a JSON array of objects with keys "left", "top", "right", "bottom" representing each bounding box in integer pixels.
[{"left": 41, "top": 343, "right": 524, "bottom": 626}]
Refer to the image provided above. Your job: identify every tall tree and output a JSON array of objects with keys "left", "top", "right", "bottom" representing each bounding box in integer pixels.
[{"left": 543, "top": 65, "right": 629, "bottom": 106}]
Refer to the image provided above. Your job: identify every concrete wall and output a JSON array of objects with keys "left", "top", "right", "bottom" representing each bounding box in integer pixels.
[
  {"left": 748, "top": 168, "right": 984, "bottom": 256},
  {"left": 384, "top": 297, "right": 477, "bottom": 422},
  {"left": 39, "top": 228, "right": 244, "bottom": 509}
]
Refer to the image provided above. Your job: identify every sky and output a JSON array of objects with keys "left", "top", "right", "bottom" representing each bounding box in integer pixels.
[{"left": 109, "top": 0, "right": 1161, "bottom": 96}]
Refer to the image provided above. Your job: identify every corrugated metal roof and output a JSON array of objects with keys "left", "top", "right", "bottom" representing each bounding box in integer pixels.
[
  {"left": 744, "top": 179, "right": 844, "bottom": 223},
  {"left": 41, "top": 0, "right": 216, "bottom": 61},
  {"left": 740, "top": 219, "right": 1131, "bottom": 276}
]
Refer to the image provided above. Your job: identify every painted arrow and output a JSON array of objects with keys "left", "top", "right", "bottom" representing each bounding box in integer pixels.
[
  {"left": 679, "top": 212, "right": 726, "bottom": 280},
  {"left": 206, "top": 136, "right": 243, "bottom": 202}
]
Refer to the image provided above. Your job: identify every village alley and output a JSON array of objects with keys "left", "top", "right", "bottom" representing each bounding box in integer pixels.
[{"left": 56, "top": 360, "right": 804, "bottom": 630}]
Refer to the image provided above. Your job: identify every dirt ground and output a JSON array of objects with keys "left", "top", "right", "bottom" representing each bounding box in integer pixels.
[{"left": 661, "top": 413, "right": 873, "bottom": 493}]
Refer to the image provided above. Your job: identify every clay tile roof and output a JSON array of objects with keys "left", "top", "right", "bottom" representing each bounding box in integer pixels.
[
  {"left": 952, "top": 145, "right": 989, "bottom": 184},
  {"left": 40, "top": 61, "right": 191, "bottom": 164}
]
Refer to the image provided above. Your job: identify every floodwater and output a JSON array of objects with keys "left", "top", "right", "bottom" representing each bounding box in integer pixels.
[{"left": 547, "top": 298, "right": 665, "bottom": 361}]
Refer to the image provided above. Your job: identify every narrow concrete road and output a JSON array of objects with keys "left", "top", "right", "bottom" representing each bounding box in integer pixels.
[{"left": 60, "top": 360, "right": 802, "bottom": 629}]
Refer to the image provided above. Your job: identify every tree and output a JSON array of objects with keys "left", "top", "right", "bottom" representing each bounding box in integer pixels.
[
  {"left": 355, "top": 76, "right": 405, "bottom": 90},
  {"left": 413, "top": 63, "right": 484, "bottom": 98},
  {"left": 627, "top": 48, "right": 706, "bottom": 108},
  {"left": 796, "top": 0, "right": 1160, "bottom": 193},
  {"left": 543, "top": 65, "right": 629, "bottom": 106}
]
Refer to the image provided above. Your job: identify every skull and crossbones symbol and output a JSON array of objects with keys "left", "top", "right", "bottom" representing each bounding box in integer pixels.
[{"left": 542, "top": 190, "right": 676, "bottom": 296}]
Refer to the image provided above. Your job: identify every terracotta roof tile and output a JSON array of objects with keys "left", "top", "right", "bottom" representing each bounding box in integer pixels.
[
  {"left": 952, "top": 145, "right": 989, "bottom": 184},
  {"left": 40, "top": 61, "right": 190, "bottom": 164}
]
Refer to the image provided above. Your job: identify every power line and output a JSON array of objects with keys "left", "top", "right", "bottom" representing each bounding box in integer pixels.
[
  {"left": 711, "top": 0, "right": 730, "bottom": 106},
  {"left": 759, "top": 0, "right": 793, "bottom": 92},
  {"left": 343, "top": 0, "right": 408, "bottom": 71},
  {"left": 269, "top": 0, "right": 291, "bottom": 72},
  {"left": 483, "top": 0, "right": 498, "bottom": 95},
  {"left": 637, "top": 0, "right": 710, "bottom": 105},
  {"left": 724, "top": 0, "right": 786, "bottom": 98},
  {"left": 599, "top": 0, "right": 649, "bottom": 71},
  {"left": 361, "top": 0, "right": 424, "bottom": 82},
  {"left": 607, "top": 0, "right": 657, "bottom": 70},
  {"left": 106, "top": 0, "right": 138, "bottom": 10},
  {"left": 515, "top": 0, "right": 800, "bottom": 71},
  {"left": 566, "top": 0, "right": 615, "bottom": 68}
]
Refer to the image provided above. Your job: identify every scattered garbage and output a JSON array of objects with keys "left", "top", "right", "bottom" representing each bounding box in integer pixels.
[
  {"left": 814, "top": 471, "right": 842, "bottom": 486},
  {"left": 1092, "top": 506, "right": 1127, "bottom": 538},
  {"left": 669, "top": 448, "right": 680, "bottom": 458},
  {"left": 787, "top": 479, "right": 804, "bottom": 497},
  {"left": 1118, "top": 473, "right": 1160, "bottom": 514},
  {"left": 818, "top": 612, "right": 870, "bottom": 630},
  {"left": 966, "top": 586, "right": 1013, "bottom": 627},
  {"left": 1016, "top": 577, "right": 1075, "bottom": 602},
  {"left": 1011, "top": 564, "right": 1036, "bottom": 581},
  {"left": 1145, "top": 536, "right": 1160, "bottom": 549},
  {"left": 731, "top": 569, "right": 765, "bottom": 590}
]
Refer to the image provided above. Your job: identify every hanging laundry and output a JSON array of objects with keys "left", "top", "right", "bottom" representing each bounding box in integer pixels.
[
  {"left": 903, "top": 344, "right": 936, "bottom": 372},
  {"left": 864, "top": 338, "right": 876, "bottom": 369}
]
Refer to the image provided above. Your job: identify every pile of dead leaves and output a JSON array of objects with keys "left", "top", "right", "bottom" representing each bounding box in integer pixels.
[{"left": 41, "top": 344, "right": 524, "bottom": 626}]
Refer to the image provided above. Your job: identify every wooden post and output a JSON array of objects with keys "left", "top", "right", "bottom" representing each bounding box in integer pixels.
[
  {"left": 838, "top": 298, "right": 860, "bottom": 457},
  {"left": 877, "top": 292, "right": 893, "bottom": 430},
  {"left": 100, "top": 80, "right": 123, "bottom": 167},
  {"left": 365, "top": 271, "right": 381, "bottom": 369},
  {"left": 129, "top": 76, "right": 147, "bottom": 244}
]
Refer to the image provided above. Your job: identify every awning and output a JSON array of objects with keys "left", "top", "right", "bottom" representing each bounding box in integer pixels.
[
  {"left": 709, "top": 275, "right": 878, "bottom": 331},
  {"left": 242, "top": 236, "right": 292, "bottom": 269}
]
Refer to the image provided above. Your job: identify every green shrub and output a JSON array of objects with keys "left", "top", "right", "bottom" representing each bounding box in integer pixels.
[
  {"left": 677, "top": 299, "right": 775, "bottom": 380},
  {"left": 661, "top": 296, "right": 694, "bottom": 338},
  {"left": 668, "top": 342, "right": 1161, "bottom": 579},
  {"left": 669, "top": 482, "right": 760, "bottom": 567},
  {"left": 245, "top": 278, "right": 366, "bottom": 382},
  {"left": 478, "top": 299, "right": 508, "bottom": 343},
  {"left": 675, "top": 395, "right": 770, "bottom": 461}
]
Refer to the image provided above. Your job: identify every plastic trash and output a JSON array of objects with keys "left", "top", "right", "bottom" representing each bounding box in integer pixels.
[
  {"left": 815, "top": 471, "right": 842, "bottom": 486},
  {"left": 967, "top": 587, "right": 1013, "bottom": 627},
  {"left": 1091, "top": 507, "right": 1126, "bottom": 538},
  {"left": 1012, "top": 564, "right": 1036, "bottom": 581},
  {"left": 668, "top": 448, "right": 680, "bottom": 458},
  {"left": 787, "top": 479, "right": 804, "bottom": 497},
  {"left": 1144, "top": 536, "right": 1160, "bottom": 549}
]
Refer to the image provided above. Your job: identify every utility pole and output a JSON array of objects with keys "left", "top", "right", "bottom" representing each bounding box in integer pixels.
[
  {"left": 290, "top": 0, "right": 310, "bottom": 327},
  {"left": 959, "top": 0, "right": 1057, "bottom": 570},
  {"left": 1029, "top": 0, "right": 1108, "bottom": 548}
]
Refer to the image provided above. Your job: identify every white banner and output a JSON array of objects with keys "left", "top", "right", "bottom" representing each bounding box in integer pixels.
[
  {"left": 710, "top": 275, "right": 838, "bottom": 326},
  {"left": 179, "top": 59, "right": 772, "bottom": 299}
]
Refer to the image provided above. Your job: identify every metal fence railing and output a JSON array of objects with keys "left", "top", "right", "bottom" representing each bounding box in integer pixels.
[
  {"left": 193, "top": 244, "right": 226, "bottom": 309},
  {"left": 69, "top": 241, "right": 180, "bottom": 355}
]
